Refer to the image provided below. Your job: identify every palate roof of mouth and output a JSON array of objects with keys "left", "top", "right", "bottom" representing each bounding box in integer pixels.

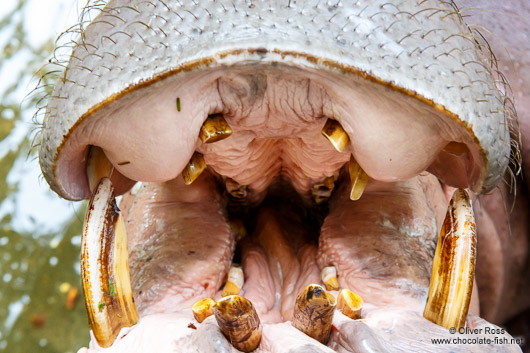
[{"left": 50, "top": 64, "right": 481, "bottom": 202}]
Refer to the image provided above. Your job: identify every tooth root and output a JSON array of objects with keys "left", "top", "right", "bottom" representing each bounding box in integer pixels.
[
  {"left": 222, "top": 266, "right": 244, "bottom": 297},
  {"left": 199, "top": 114, "right": 233, "bottom": 143},
  {"left": 321, "top": 266, "right": 339, "bottom": 291},
  {"left": 292, "top": 284, "right": 336, "bottom": 344},
  {"left": 349, "top": 156, "right": 369, "bottom": 201},
  {"left": 443, "top": 142, "right": 469, "bottom": 156},
  {"left": 213, "top": 295, "right": 262, "bottom": 352},
  {"left": 423, "top": 188, "right": 476, "bottom": 330},
  {"left": 321, "top": 118, "right": 350, "bottom": 153},
  {"left": 182, "top": 152, "right": 206, "bottom": 185},
  {"left": 86, "top": 146, "right": 113, "bottom": 192},
  {"left": 192, "top": 298, "right": 216, "bottom": 323},
  {"left": 81, "top": 178, "right": 139, "bottom": 348},
  {"left": 311, "top": 177, "right": 335, "bottom": 205},
  {"left": 337, "top": 289, "right": 363, "bottom": 320}
]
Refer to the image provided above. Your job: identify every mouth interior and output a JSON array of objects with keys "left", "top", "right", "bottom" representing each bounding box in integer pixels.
[{"left": 75, "top": 66, "right": 491, "bottom": 351}]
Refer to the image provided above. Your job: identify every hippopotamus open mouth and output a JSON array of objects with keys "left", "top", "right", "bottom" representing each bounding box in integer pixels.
[{"left": 37, "top": 0, "right": 529, "bottom": 352}]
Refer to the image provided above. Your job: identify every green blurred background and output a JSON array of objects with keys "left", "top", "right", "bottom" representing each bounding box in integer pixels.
[{"left": 0, "top": 0, "right": 90, "bottom": 351}]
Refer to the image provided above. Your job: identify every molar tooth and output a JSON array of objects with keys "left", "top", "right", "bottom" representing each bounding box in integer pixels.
[
  {"left": 213, "top": 295, "right": 262, "bottom": 352},
  {"left": 81, "top": 177, "right": 138, "bottom": 348},
  {"left": 182, "top": 152, "right": 206, "bottom": 185},
  {"left": 292, "top": 284, "right": 336, "bottom": 344},
  {"left": 321, "top": 118, "right": 350, "bottom": 153},
  {"left": 225, "top": 178, "right": 248, "bottom": 199},
  {"left": 349, "top": 156, "right": 369, "bottom": 201},
  {"left": 222, "top": 266, "right": 244, "bottom": 297},
  {"left": 192, "top": 298, "right": 216, "bottom": 323},
  {"left": 311, "top": 177, "right": 335, "bottom": 205},
  {"left": 337, "top": 289, "right": 363, "bottom": 320},
  {"left": 443, "top": 142, "right": 469, "bottom": 156},
  {"left": 199, "top": 114, "right": 233, "bottom": 143},
  {"left": 321, "top": 266, "right": 339, "bottom": 291},
  {"left": 423, "top": 189, "right": 476, "bottom": 330}
]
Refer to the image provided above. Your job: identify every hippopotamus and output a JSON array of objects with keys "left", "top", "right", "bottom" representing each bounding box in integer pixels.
[{"left": 37, "top": 0, "right": 529, "bottom": 352}]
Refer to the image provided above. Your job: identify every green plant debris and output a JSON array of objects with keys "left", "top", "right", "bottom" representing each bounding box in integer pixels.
[{"left": 176, "top": 97, "right": 181, "bottom": 112}]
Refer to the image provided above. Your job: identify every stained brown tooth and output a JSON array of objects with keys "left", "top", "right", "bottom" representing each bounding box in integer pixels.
[
  {"left": 292, "top": 284, "right": 336, "bottom": 344},
  {"left": 349, "top": 156, "right": 369, "bottom": 201},
  {"left": 321, "top": 266, "right": 339, "bottom": 291},
  {"left": 222, "top": 266, "right": 244, "bottom": 297},
  {"left": 423, "top": 189, "right": 476, "bottom": 330},
  {"left": 213, "top": 295, "right": 262, "bottom": 352},
  {"left": 311, "top": 177, "right": 335, "bottom": 205},
  {"left": 192, "top": 298, "right": 216, "bottom": 323},
  {"left": 81, "top": 178, "right": 138, "bottom": 348},
  {"left": 199, "top": 114, "right": 233, "bottom": 143},
  {"left": 182, "top": 152, "right": 206, "bottom": 185},
  {"left": 225, "top": 178, "right": 248, "bottom": 199},
  {"left": 86, "top": 146, "right": 113, "bottom": 192},
  {"left": 228, "top": 219, "right": 247, "bottom": 242},
  {"left": 443, "top": 141, "right": 469, "bottom": 156},
  {"left": 321, "top": 118, "right": 350, "bottom": 153},
  {"left": 337, "top": 289, "right": 363, "bottom": 320}
]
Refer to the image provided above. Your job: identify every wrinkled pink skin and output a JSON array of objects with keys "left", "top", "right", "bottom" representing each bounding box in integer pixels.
[{"left": 74, "top": 1, "right": 530, "bottom": 352}]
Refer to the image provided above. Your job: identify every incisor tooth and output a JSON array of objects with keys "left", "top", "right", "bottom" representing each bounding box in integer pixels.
[
  {"left": 321, "top": 118, "right": 350, "bottom": 153},
  {"left": 86, "top": 146, "right": 113, "bottom": 192},
  {"left": 222, "top": 266, "right": 244, "bottom": 297},
  {"left": 321, "top": 266, "right": 339, "bottom": 291},
  {"left": 292, "top": 284, "right": 336, "bottom": 344},
  {"left": 192, "top": 298, "right": 216, "bottom": 323},
  {"left": 199, "top": 114, "right": 233, "bottom": 143},
  {"left": 213, "top": 295, "right": 262, "bottom": 352},
  {"left": 349, "top": 156, "right": 369, "bottom": 201},
  {"left": 81, "top": 178, "right": 138, "bottom": 348},
  {"left": 337, "top": 289, "right": 363, "bottom": 320},
  {"left": 423, "top": 188, "right": 476, "bottom": 330},
  {"left": 182, "top": 152, "right": 206, "bottom": 185}
]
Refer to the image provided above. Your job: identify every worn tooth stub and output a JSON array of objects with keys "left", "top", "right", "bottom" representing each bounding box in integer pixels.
[
  {"left": 213, "top": 295, "right": 262, "bottom": 352},
  {"left": 337, "top": 289, "right": 363, "bottom": 320},
  {"left": 321, "top": 266, "right": 339, "bottom": 291},
  {"left": 182, "top": 152, "right": 206, "bottom": 185},
  {"left": 199, "top": 114, "right": 233, "bottom": 143},
  {"left": 292, "top": 284, "right": 336, "bottom": 344},
  {"left": 423, "top": 189, "right": 476, "bottom": 330},
  {"left": 192, "top": 298, "right": 216, "bottom": 323},
  {"left": 222, "top": 266, "right": 244, "bottom": 297},
  {"left": 321, "top": 119, "right": 350, "bottom": 153},
  {"left": 311, "top": 177, "right": 335, "bottom": 205}
]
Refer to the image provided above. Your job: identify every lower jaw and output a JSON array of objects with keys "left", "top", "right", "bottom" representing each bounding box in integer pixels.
[{"left": 78, "top": 166, "right": 518, "bottom": 353}]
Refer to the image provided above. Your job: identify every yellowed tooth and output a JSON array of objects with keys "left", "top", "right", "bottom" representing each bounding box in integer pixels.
[
  {"left": 225, "top": 178, "right": 248, "bottom": 199},
  {"left": 321, "top": 266, "right": 339, "bottom": 291},
  {"left": 182, "top": 152, "right": 206, "bottom": 185},
  {"left": 311, "top": 177, "right": 335, "bottom": 205},
  {"left": 423, "top": 188, "right": 476, "bottom": 330},
  {"left": 222, "top": 266, "right": 244, "bottom": 297},
  {"left": 228, "top": 219, "right": 247, "bottom": 242},
  {"left": 81, "top": 178, "right": 138, "bottom": 348},
  {"left": 443, "top": 142, "right": 469, "bottom": 156},
  {"left": 349, "top": 156, "right": 369, "bottom": 201},
  {"left": 213, "top": 295, "right": 262, "bottom": 352},
  {"left": 337, "top": 289, "right": 363, "bottom": 320},
  {"left": 192, "top": 298, "right": 216, "bottom": 323},
  {"left": 292, "top": 284, "right": 336, "bottom": 344},
  {"left": 86, "top": 146, "right": 113, "bottom": 192},
  {"left": 321, "top": 118, "right": 350, "bottom": 153},
  {"left": 199, "top": 114, "right": 233, "bottom": 143}
]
